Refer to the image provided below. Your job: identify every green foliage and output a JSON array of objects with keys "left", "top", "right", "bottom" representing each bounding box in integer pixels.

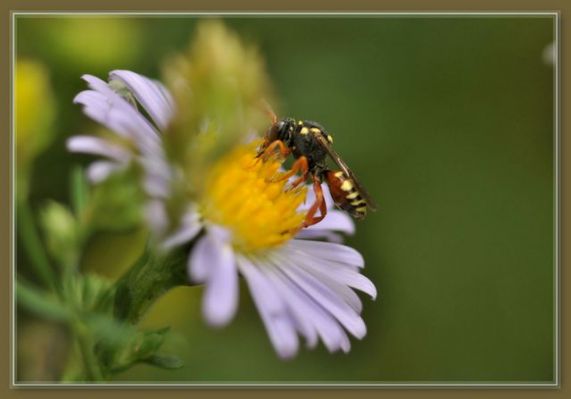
[
  {"left": 86, "top": 168, "right": 146, "bottom": 232},
  {"left": 146, "top": 354, "right": 184, "bottom": 370},
  {"left": 40, "top": 201, "right": 79, "bottom": 270},
  {"left": 18, "top": 162, "right": 184, "bottom": 381},
  {"left": 99, "top": 327, "right": 183, "bottom": 374},
  {"left": 17, "top": 280, "right": 71, "bottom": 322}
]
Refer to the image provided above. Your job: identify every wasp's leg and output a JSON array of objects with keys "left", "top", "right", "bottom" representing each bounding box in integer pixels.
[
  {"left": 303, "top": 175, "right": 328, "bottom": 227},
  {"left": 257, "top": 139, "right": 290, "bottom": 160},
  {"left": 269, "top": 155, "right": 309, "bottom": 188}
]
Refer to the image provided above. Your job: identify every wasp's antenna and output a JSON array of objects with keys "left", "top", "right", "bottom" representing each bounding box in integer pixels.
[{"left": 260, "top": 99, "right": 278, "bottom": 124}]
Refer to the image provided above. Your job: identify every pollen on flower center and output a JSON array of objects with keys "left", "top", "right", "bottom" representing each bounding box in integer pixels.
[{"left": 200, "top": 141, "right": 307, "bottom": 254}]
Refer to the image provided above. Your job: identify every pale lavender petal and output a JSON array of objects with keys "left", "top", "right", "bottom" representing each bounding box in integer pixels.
[
  {"left": 80, "top": 74, "right": 111, "bottom": 93},
  {"left": 257, "top": 267, "right": 319, "bottom": 349},
  {"left": 74, "top": 90, "right": 159, "bottom": 159},
  {"left": 293, "top": 253, "right": 377, "bottom": 300},
  {"left": 86, "top": 161, "right": 123, "bottom": 183},
  {"left": 294, "top": 229, "right": 343, "bottom": 243},
  {"left": 239, "top": 258, "right": 298, "bottom": 358},
  {"left": 238, "top": 256, "right": 318, "bottom": 350},
  {"left": 188, "top": 225, "right": 230, "bottom": 283},
  {"left": 339, "top": 333, "right": 351, "bottom": 353},
  {"left": 297, "top": 267, "right": 364, "bottom": 313},
  {"left": 264, "top": 264, "right": 350, "bottom": 353},
  {"left": 110, "top": 70, "right": 175, "bottom": 130},
  {"left": 137, "top": 155, "right": 172, "bottom": 182},
  {"left": 288, "top": 240, "right": 365, "bottom": 268},
  {"left": 161, "top": 209, "right": 202, "bottom": 250},
  {"left": 188, "top": 236, "right": 213, "bottom": 283},
  {"left": 202, "top": 241, "right": 238, "bottom": 327},
  {"left": 67, "top": 135, "right": 130, "bottom": 162},
  {"left": 75, "top": 75, "right": 161, "bottom": 154},
  {"left": 274, "top": 254, "right": 367, "bottom": 339},
  {"left": 137, "top": 155, "right": 172, "bottom": 198},
  {"left": 237, "top": 256, "right": 285, "bottom": 314},
  {"left": 145, "top": 200, "right": 168, "bottom": 236},
  {"left": 143, "top": 174, "right": 170, "bottom": 198},
  {"left": 305, "top": 210, "right": 355, "bottom": 235}
]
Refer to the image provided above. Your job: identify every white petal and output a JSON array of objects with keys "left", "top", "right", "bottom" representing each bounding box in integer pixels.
[
  {"left": 295, "top": 255, "right": 377, "bottom": 300},
  {"left": 305, "top": 210, "right": 355, "bottom": 235},
  {"left": 263, "top": 264, "right": 350, "bottom": 353},
  {"left": 187, "top": 225, "right": 229, "bottom": 283},
  {"left": 256, "top": 265, "right": 319, "bottom": 349},
  {"left": 75, "top": 75, "right": 161, "bottom": 153},
  {"left": 80, "top": 74, "right": 111, "bottom": 93},
  {"left": 161, "top": 212, "right": 202, "bottom": 250},
  {"left": 288, "top": 240, "right": 365, "bottom": 268},
  {"left": 143, "top": 174, "right": 170, "bottom": 198},
  {"left": 339, "top": 332, "right": 351, "bottom": 353},
  {"left": 294, "top": 229, "right": 343, "bottom": 243},
  {"left": 301, "top": 268, "right": 364, "bottom": 313},
  {"left": 109, "top": 70, "right": 175, "bottom": 131},
  {"left": 237, "top": 256, "right": 285, "bottom": 314},
  {"left": 67, "top": 135, "right": 130, "bottom": 162},
  {"left": 202, "top": 242, "right": 238, "bottom": 327},
  {"left": 145, "top": 200, "right": 168, "bottom": 236},
  {"left": 275, "top": 255, "right": 367, "bottom": 339},
  {"left": 188, "top": 236, "right": 213, "bottom": 283},
  {"left": 86, "top": 161, "right": 123, "bottom": 183},
  {"left": 238, "top": 257, "right": 299, "bottom": 359}
]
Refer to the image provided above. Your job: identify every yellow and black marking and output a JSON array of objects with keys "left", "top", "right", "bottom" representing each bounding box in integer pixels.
[
  {"left": 257, "top": 115, "right": 376, "bottom": 225},
  {"left": 326, "top": 170, "right": 369, "bottom": 219}
]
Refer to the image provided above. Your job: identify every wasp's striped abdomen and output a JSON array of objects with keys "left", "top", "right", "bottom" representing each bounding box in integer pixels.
[{"left": 324, "top": 170, "right": 368, "bottom": 219}]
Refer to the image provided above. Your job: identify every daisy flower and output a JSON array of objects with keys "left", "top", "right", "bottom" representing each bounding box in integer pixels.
[{"left": 69, "top": 70, "right": 377, "bottom": 359}]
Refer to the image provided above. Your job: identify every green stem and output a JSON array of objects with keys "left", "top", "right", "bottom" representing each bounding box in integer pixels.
[
  {"left": 113, "top": 244, "right": 190, "bottom": 324},
  {"left": 17, "top": 200, "right": 57, "bottom": 292},
  {"left": 71, "top": 165, "right": 88, "bottom": 217},
  {"left": 74, "top": 321, "right": 105, "bottom": 382}
]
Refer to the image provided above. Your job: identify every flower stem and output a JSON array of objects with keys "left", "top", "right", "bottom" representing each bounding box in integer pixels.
[
  {"left": 74, "top": 321, "right": 105, "bottom": 382},
  {"left": 113, "top": 243, "right": 190, "bottom": 324}
]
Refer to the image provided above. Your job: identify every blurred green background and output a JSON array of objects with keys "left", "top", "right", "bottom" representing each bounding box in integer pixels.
[{"left": 16, "top": 16, "right": 555, "bottom": 383}]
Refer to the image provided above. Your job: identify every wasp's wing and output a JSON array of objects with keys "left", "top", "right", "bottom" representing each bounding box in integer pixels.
[{"left": 313, "top": 133, "right": 378, "bottom": 211}]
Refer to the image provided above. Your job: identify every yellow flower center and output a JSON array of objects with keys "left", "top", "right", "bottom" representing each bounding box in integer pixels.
[{"left": 201, "top": 141, "right": 307, "bottom": 254}]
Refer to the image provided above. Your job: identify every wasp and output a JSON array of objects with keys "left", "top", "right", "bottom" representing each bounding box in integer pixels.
[{"left": 257, "top": 110, "right": 377, "bottom": 227}]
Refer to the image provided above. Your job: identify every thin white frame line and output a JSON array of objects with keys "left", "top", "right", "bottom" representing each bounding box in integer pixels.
[
  {"left": 10, "top": 11, "right": 560, "bottom": 388},
  {"left": 554, "top": 9, "right": 561, "bottom": 388},
  {"left": 11, "top": 11, "right": 560, "bottom": 16},
  {"left": 9, "top": 9, "right": 15, "bottom": 392}
]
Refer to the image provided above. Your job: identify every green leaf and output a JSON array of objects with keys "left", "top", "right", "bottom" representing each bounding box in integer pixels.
[
  {"left": 98, "top": 325, "right": 175, "bottom": 375},
  {"left": 84, "top": 313, "right": 136, "bottom": 346},
  {"left": 16, "top": 279, "right": 70, "bottom": 321},
  {"left": 71, "top": 165, "right": 89, "bottom": 218},
  {"left": 145, "top": 354, "right": 184, "bottom": 369},
  {"left": 133, "top": 327, "right": 170, "bottom": 359}
]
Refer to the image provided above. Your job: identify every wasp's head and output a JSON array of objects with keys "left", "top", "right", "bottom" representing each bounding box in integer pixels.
[
  {"left": 257, "top": 117, "right": 295, "bottom": 157},
  {"left": 268, "top": 118, "right": 295, "bottom": 143}
]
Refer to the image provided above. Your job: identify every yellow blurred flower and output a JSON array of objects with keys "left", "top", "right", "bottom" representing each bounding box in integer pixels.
[
  {"left": 15, "top": 59, "right": 56, "bottom": 199},
  {"left": 47, "top": 18, "right": 142, "bottom": 69}
]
